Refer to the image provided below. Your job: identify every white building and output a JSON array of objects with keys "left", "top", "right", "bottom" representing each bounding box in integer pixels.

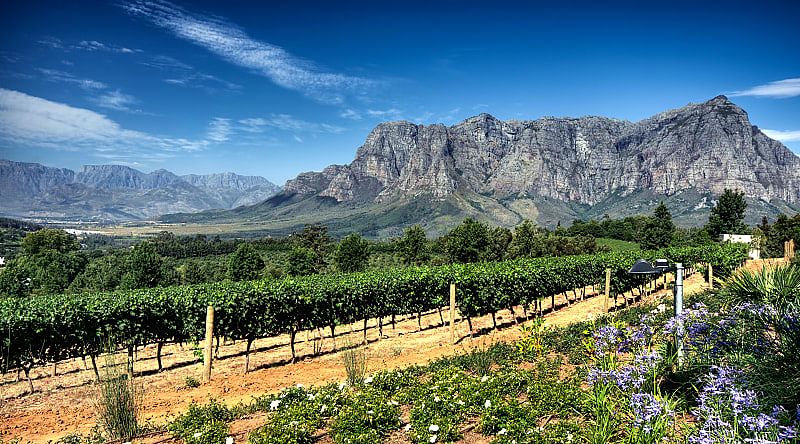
[{"left": 720, "top": 234, "right": 759, "bottom": 260}]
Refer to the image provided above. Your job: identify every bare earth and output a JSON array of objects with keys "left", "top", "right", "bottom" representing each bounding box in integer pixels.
[{"left": 2, "top": 260, "right": 776, "bottom": 443}]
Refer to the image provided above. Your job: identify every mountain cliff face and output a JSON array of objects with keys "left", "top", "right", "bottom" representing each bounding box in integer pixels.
[
  {"left": 0, "top": 162, "right": 280, "bottom": 221},
  {"left": 284, "top": 96, "right": 800, "bottom": 207},
  {"left": 170, "top": 96, "right": 799, "bottom": 237}
]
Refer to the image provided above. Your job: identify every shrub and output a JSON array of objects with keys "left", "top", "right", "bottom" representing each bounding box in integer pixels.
[{"left": 168, "top": 400, "right": 233, "bottom": 444}]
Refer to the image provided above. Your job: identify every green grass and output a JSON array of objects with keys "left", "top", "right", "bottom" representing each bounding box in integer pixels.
[{"left": 596, "top": 237, "right": 640, "bottom": 251}]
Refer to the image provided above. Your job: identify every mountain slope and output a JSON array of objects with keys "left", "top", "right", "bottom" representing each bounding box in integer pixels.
[
  {"left": 163, "top": 96, "right": 800, "bottom": 237},
  {"left": 0, "top": 161, "right": 280, "bottom": 221}
]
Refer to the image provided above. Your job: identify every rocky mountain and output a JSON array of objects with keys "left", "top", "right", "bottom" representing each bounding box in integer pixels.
[
  {"left": 164, "top": 96, "right": 800, "bottom": 237},
  {"left": 182, "top": 172, "right": 281, "bottom": 208},
  {"left": 0, "top": 161, "right": 280, "bottom": 221}
]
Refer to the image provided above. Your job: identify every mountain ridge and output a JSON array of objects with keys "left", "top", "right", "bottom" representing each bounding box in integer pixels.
[
  {"left": 0, "top": 160, "right": 280, "bottom": 221},
  {"left": 163, "top": 95, "right": 800, "bottom": 237}
]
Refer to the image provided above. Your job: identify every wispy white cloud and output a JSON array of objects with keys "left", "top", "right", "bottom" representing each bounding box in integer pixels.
[
  {"left": 92, "top": 90, "right": 141, "bottom": 113},
  {"left": 206, "top": 118, "right": 231, "bottom": 142},
  {"left": 762, "top": 129, "right": 800, "bottom": 143},
  {"left": 0, "top": 88, "right": 218, "bottom": 163},
  {"left": 141, "top": 54, "right": 241, "bottom": 92},
  {"left": 366, "top": 108, "right": 404, "bottom": 120},
  {"left": 121, "top": 0, "right": 375, "bottom": 103},
  {"left": 36, "top": 68, "right": 107, "bottom": 90},
  {"left": 37, "top": 36, "right": 64, "bottom": 49},
  {"left": 238, "top": 115, "right": 344, "bottom": 134},
  {"left": 730, "top": 78, "right": 800, "bottom": 98},
  {"left": 76, "top": 40, "right": 140, "bottom": 54},
  {"left": 340, "top": 109, "right": 362, "bottom": 120}
]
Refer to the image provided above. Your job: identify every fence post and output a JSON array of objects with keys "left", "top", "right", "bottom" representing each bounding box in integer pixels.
[
  {"left": 604, "top": 268, "right": 611, "bottom": 313},
  {"left": 449, "top": 283, "right": 456, "bottom": 344},
  {"left": 708, "top": 264, "right": 713, "bottom": 289},
  {"left": 203, "top": 305, "right": 214, "bottom": 383}
]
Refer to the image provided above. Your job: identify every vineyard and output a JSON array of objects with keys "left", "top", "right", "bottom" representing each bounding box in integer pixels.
[{"left": 0, "top": 244, "right": 747, "bottom": 390}]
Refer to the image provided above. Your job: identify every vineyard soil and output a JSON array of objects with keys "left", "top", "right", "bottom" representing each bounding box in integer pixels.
[{"left": 2, "top": 260, "right": 776, "bottom": 443}]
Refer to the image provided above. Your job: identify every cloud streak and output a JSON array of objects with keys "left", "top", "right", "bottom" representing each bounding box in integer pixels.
[
  {"left": 0, "top": 88, "right": 218, "bottom": 164},
  {"left": 762, "top": 129, "right": 800, "bottom": 143},
  {"left": 121, "top": 0, "right": 374, "bottom": 103},
  {"left": 730, "top": 78, "right": 800, "bottom": 98}
]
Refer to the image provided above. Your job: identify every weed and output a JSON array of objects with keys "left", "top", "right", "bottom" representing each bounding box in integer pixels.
[
  {"left": 93, "top": 350, "right": 142, "bottom": 440},
  {"left": 340, "top": 341, "right": 367, "bottom": 386}
]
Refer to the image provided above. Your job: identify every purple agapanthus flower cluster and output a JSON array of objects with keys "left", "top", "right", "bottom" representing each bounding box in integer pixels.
[
  {"left": 689, "top": 366, "right": 799, "bottom": 443},
  {"left": 630, "top": 392, "right": 669, "bottom": 434}
]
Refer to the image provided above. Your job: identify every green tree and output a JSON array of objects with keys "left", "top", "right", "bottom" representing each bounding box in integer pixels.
[
  {"left": 295, "top": 223, "right": 331, "bottom": 270},
  {"left": 334, "top": 233, "right": 371, "bottom": 273},
  {"left": 120, "top": 242, "right": 163, "bottom": 289},
  {"left": 705, "top": 189, "right": 748, "bottom": 239},
  {"left": 445, "top": 218, "right": 489, "bottom": 263},
  {"left": 396, "top": 225, "right": 430, "bottom": 265},
  {"left": 508, "top": 220, "right": 544, "bottom": 259},
  {"left": 179, "top": 259, "right": 206, "bottom": 285},
  {"left": 20, "top": 228, "right": 80, "bottom": 256},
  {"left": 0, "top": 229, "right": 86, "bottom": 296},
  {"left": 227, "top": 243, "right": 264, "bottom": 281},
  {"left": 640, "top": 202, "right": 675, "bottom": 249},
  {"left": 69, "top": 254, "right": 125, "bottom": 292},
  {"left": 287, "top": 247, "right": 317, "bottom": 276},
  {"left": 485, "top": 227, "right": 512, "bottom": 261}
]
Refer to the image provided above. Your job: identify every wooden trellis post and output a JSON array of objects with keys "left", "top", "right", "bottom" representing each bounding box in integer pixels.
[
  {"left": 203, "top": 305, "right": 214, "bottom": 382},
  {"left": 604, "top": 268, "right": 611, "bottom": 313},
  {"left": 708, "top": 264, "right": 714, "bottom": 289},
  {"left": 449, "top": 283, "right": 456, "bottom": 344}
]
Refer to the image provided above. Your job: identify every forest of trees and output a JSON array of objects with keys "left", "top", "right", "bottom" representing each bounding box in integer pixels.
[{"left": 1, "top": 188, "right": 797, "bottom": 298}]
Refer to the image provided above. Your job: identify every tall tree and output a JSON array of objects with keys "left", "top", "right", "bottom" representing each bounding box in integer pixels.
[
  {"left": 396, "top": 225, "right": 430, "bottom": 265},
  {"left": 640, "top": 202, "right": 675, "bottom": 249},
  {"left": 508, "top": 220, "right": 544, "bottom": 259},
  {"left": 705, "top": 189, "right": 748, "bottom": 238},
  {"left": 227, "top": 243, "right": 264, "bottom": 281},
  {"left": 445, "top": 218, "right": 489, "bottom": 263},
  {"left": 485, "top": 227, "right": 512, "bottom": 261},
  {"left": 0, "top": 229, "right": 86, "bottom": 296},
  {"left": 287, "top": 247, "right": 317, "bottom": 276},
  {"left": 334, "top": 233, "right": 371, "bottom": 273},
  {"left": 120, "top": 242, "right": 164, "bottom": 289},
  {"left": 295, "top": 223, "right": 332, "bottom": 269}
]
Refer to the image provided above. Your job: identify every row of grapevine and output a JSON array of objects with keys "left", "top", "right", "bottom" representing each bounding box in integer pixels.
[{"left": 0, "top": 244, "right": 747, "bottom": 379}]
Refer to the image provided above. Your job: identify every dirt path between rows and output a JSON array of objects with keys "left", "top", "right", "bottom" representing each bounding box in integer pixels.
[{"left": 2, "top": 260, "right": 777, "bottom": 442}]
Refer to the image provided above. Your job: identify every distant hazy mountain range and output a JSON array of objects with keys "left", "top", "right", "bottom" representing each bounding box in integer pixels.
[
  {"left": 0, "top": 161, "right": 280, "bottom": 221},
  {"left": 162, "top": 96, "right": 800, "bottom": 237}
]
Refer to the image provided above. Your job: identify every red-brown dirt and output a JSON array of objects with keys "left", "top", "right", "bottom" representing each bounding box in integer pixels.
[{"left": 2, "top": 259, "right": 776, "bottom": 443}]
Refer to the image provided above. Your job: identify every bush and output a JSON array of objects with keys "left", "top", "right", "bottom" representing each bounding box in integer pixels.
[{"left": 168, "top": 400, "right": 233, "bottom": 444}]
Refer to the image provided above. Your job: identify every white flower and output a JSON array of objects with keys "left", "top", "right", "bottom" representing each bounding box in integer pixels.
[
  {"left": 320, "top": 404, "right": 328, "bottom": 413},
  {"left": 193, "top": 432, "right": 202, "bottom": 438},
  {"left": 429, "top": 435, "right": 438, "bottom": 443},
  {"left": 457, "top": 400, "right": 465, "bottom": 406},
  {"left": 307, "top": 393, "right": 316, "bottom": 400},
  {"left": 225, "top": 437, "right": 234, "bottom": 444},
  {"left": 296, "top": 383, "right": 304, "bottom": 388},
  {"left": 498, "top": 428, "right": 507, "bottom": 435},
  {"left": 434, "top": 395, "right": 441, "bottom": 402},
  {"left": 428, "top": 424, "right": 440, "bottom": 432},
  {"left": 481, "top": 375, "right": 489, "bottom": 382},
  {"left": 363, "top": 376, "right": 373, "bottom": 384},
  {"left": 338, "top": 382, "right": 347, "bottom": 390},
  {"left": 566, "top": 432, "right": 574, "bottom": 442},
  {"left": 367, "top": 410, "right": 374, "bottom": 415},
  {"left": 389, "top": 400, "right": 399, "bottom": 406},
  {"left": 270, "top": 399, "right": 281, "bottom": 410},
  {"left": 484, "top": 399, "right": 492, "bottom": 409},
  {"left": 403, "top": 424, "right": 412, "bottom": 432}
]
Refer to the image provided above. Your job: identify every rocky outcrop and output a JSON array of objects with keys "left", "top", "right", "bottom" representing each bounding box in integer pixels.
[{"left": 283, "top": 96, "right": 800, "bottom": 208}]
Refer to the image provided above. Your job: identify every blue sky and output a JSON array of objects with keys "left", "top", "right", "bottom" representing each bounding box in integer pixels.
[{"left": 0, "top": 0, "right": 798, "bottom": 184}]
